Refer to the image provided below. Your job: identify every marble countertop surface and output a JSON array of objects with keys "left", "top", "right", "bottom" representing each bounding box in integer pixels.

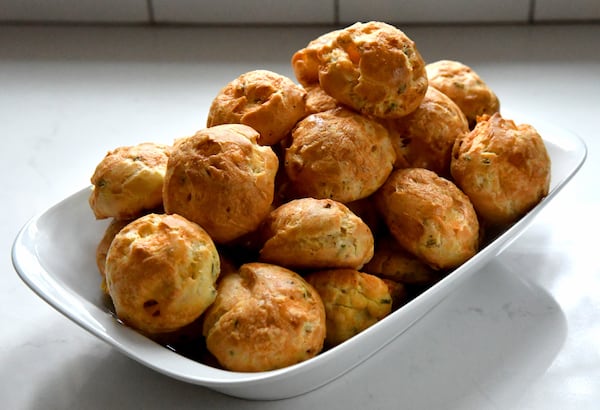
[{"left": 1, "top": 23, "right": 599, "bottom": 409}]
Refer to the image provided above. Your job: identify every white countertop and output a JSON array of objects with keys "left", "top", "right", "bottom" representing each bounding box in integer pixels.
[{"left": 1, "top": 23, "right": 599, "bottom": 409}]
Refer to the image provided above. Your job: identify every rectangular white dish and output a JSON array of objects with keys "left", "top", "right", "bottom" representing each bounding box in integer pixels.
[{"left": 11, "top": 116, "right": 586, "bottom": 400}]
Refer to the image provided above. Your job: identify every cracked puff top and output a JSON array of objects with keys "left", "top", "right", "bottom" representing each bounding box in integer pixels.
[
  {"left": 292, "top": 21, "right": 428, "bottom": 119},
  {"left": 206, "top": 69, "right": 306, "bottom": 146},
  {"left": 163, "top": 124, "right": 278, "bottom": 244}
]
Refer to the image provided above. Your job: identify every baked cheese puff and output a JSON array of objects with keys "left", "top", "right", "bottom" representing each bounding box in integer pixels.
[
  {"left": 294, "top": 21, "right": 428, "bottom": 119},
  {"left": 305, "top": 269, "right": 392, "bottom": 347},
  {"left": 206, "top": 69, "right": 306, "bottom": 146},
  {"left": 96, "top": 218, "right": 131, "bottom": 277},
  {"left": 363, "top": 235, "right": 441, "bottom": 285},
  {"left": 291, "top": 28, "right": 342, "bottom": 86},
  {"left": 451, "top": 113, "right": 551, "bottom": 227},
  {"left": 95, "top": 218, "right": 131, "bottom": 295},
  {"left": 381, "top": 278, "right": 409, "bottom": 311},
  {"left": 426, "top": 59, "right": 500, "bottom": 128},
  {"left": 105, "top": 213, "right": 220, "bottom": 335},
  {"left": 385, "top": 86, "right": 469, "bottom": 177},
  {"left": 376, "top": 168, "right": 480, "bottom": 270},
  {"left": 163, "top": 124, "right": 279, "bottom": 244},
  {"left": 89, "top": 142, "right": 170, "bottom": 220},
  {"left": 259, "top": 198, "right": 374, "bottom": 270},
  {"left": 202, "top": 263, "right": 326, "bottom": 372},
  {"left": 285, "top": 107, "right": 396, "bottom": 203},
  {"left": 304, "top": 84, "right": 340, "bottom": 115}
]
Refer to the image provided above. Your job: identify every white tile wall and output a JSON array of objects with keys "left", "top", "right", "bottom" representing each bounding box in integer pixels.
[
  {"left": 0, "top": 0, "right": 148, "bottom": 23},
  {"left": 151, "top": 0, "right": 336, "bottom": 24},
  {"left": 338, "top": 0, "right": 531, "bottom": 24},
  {"left": 0, "top": 0, "right": 598, "bottom": 24},
  {"left": 534, "top": 0, "right": 600, "bottom": 21}
]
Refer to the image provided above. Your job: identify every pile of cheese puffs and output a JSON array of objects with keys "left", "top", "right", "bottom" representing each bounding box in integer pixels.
[{"left": 89, "top": 21, "right": 551, "bottom": 372}]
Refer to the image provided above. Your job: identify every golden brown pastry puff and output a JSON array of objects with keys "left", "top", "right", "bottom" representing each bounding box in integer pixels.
[
  {"left": 206, "top": 69, "right": 306, "bottom": 146},
  {"left": 95, "top": 218, "right": 131, "bottom": 295},
  {"left": 450, "top": 113, "right": 551, "bottom": 227},
  {"left": 375, "top": 168, "right": 480, "bottom": 270},
  {"left": 292, "top": 21, "right": 428, "bottom": 119},
  {"left": 362, "top": 235, "right": 441, "bottom": 285},
  {"left": 89, "top": 142, "right": 170, "bottom": 220},
  {"left": 304, "top": 84, "right": 340, "bottom": 115},
  {"left": 105, "top": 213, "right": 221, "bottom": 335},
  {"left": 381, "top": 278, "right": 409, "bottom": 311},
  {"left": 162, "top": 124, "right": 279, "bottom": 244},
  {"left": 426, "top": 59, "right": 500, "bottom": 128},
  {"left": 385, "top": 86, "right": 469, "bottom": 177},
  {"left": 259, "top": 197, "right": 374, "bottom": 270},
  {"left": 291, "top": 28, "right": 342, "bottom": 87},
  {"left": 202, "top": 262, "right": 326, "bottom": 372},
  {"left": 285, "top": 107, "right": 396, "bottom": 203},
  {"left": 96, "top": 218, "right": 131, "bottom": 277},
  {"left": 305, "top": 269, "right": 392, "bottom": 347}
]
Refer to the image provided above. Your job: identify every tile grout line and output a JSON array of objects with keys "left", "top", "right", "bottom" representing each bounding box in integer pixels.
[
  {"left": 334, "top": 0, "right": 340, "bottom": 25},
  {"left": 146, "top": 0, "right": 156, "bottom": 24},
  {"left": 528, "top": 0, "right": 536, "bottom": 23}
]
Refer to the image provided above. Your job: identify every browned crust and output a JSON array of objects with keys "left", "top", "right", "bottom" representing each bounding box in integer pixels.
[
  {"left": 385, "top": 86, "right": 468, "bottom": 177},
  {"left": 362, "top": 235, "right": 441, "bottom": 285},
  {"left": 292, "top": 22, "right": 428, "bottom": 119},
  {"left": 206, "top": 69, "right": 306, "bottom": 146},
  {"left": 259, "top": 197, "right": 374, "bottom": 270},
  {"left": 375, "top": 168, "right": 480, "bottom": 270},
  {"left": 202, "top": 263, "right": 326, "bottom": 372},
  {"left": 426, "top": 59, "right": 500, "bottom": 128},
  {"left": 105, "top": 213, "right": 220, "bottom": 335},
  {"left": 163, "top": 124, "right": 278, "bottom": 244},
  {"left": 450, "top": 113, "right": 551, "bottom": 226},
  {"left": 89, "top": 142, "right": 170, "bottom": 220},
  {"left": 285, "top": 107, "right": 396, "bottom": 203},
  {"left": 303, "top": 84, "right": 340, "bottom": 115},
  {"left": 96, "top": 218, "right": 132, "bottom": 277},
  {"left": 305, "top": 269, "right": 392, "bottom": 347}
]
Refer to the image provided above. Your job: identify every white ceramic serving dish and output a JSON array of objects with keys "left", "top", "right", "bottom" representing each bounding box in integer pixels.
[{"left": 12, "top": 117, "right": 586, "bottom": 400}]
